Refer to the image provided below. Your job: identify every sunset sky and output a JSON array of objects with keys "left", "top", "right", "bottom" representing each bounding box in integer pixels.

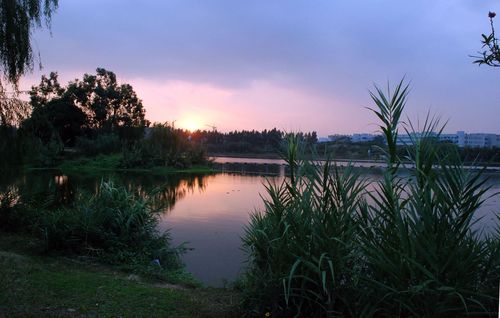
[{"left": 21, "top": 0, "right": 500, "bottom": 135}]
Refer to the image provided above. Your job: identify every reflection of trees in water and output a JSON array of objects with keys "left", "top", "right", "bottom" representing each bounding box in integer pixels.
[
  {"left": 214, "top": 162, "right": 284, "bottom": 176},
  {"left": 134, "top": 174, "right": 211, "bottom": 214},
  {"left": 0, "top": 171, "right": 76, "bottom": 207},
  {"left": 1, "top": 171, "right": 212, "bottom": 212}
]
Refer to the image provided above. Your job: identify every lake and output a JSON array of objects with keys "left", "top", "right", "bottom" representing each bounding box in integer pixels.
[{"left": 1, "top": 159, "right": 499, "bottom": 287}]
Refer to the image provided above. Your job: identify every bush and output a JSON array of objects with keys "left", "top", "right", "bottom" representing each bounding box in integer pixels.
[
  {"left": 242, "top": 81, "right": 499, "bottom": 317},
  {"left": 37, "top": 180, "right": 186, "bottom": 270},
  {"left": 120, "top": 123, "right": 207, "bottom": 169},
  {"left": 0, "top": 186, "right": 29, "bottom": 232},
  {"left": 75, "top": 133, "right": 122, "bottom": 156}
]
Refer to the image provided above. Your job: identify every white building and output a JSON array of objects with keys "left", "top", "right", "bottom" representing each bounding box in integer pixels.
[
  {"left": 326, "top": 131, "right": 500, "bottom": 148},
  {"left": 396, "top": 130, "right": 500, "bottom": 148}
]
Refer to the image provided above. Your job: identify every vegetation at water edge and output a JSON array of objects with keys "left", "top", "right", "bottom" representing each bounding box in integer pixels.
[{"left": 241, "top": 80, "right": 499, "bottom": 317}]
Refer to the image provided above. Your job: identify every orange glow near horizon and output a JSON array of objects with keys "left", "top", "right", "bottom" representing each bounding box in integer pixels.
[
  {"left": 177, "top": 115, "right": 205, "bottom": 132},
  {"left": 124, "top": 78, "right": 371, "bottom": 135}
]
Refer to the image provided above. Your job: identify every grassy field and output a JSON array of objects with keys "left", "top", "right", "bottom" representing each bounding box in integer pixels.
[{"left": 0, "top": 234, "right": 241, "bottom": 318}]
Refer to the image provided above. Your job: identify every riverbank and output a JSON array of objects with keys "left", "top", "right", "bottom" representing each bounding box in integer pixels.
[
  {"left": 0, "top": 233, "right": 241, "bottom": 317},
  {"left": 26, "top": 154, "right": 216, "bottom": 176},
  {"left": 23, "top": 153, "right": 500, "bottom": 177}
]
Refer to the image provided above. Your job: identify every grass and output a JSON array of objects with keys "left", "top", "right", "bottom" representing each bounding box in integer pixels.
[{"left": 0, "top": 233, "right": 241, "bottom": 318}]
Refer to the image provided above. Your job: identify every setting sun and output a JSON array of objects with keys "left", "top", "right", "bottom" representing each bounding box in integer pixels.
[{"left": 177, "top": 116, "right": 204, "bottom": 132}]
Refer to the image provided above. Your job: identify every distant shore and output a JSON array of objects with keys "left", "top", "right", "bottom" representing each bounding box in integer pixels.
[{"left": 210, "top": 154, "right": 500, "bottom": 172}]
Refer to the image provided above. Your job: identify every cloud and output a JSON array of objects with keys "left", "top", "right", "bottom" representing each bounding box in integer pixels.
[{"left": 27, "top": 0, "right": 500, "bottom": 134}]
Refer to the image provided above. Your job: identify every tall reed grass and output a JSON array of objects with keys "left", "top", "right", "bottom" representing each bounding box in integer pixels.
[
  {"left": 35, "top": 180, "right": 186, "bottom": 269},
  {"left": 242, "top": 80, "right": 499, "bottom": 317}
]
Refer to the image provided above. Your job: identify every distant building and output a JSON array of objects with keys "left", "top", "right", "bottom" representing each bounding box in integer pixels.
[
  {"left": 327, "top": 134, "right": 350, "bottom": 142},
  {"left": 351, "top": 133, "right": 377, "bottom": 143},
  {"left": 395, "top": 130, "right": 500, "bottom": 148},
  {"left": 324, "top": 131, "right": 499, "bottom": 148},
  {"left": 458, "top": 132, "right": 500, "bottom": 148},
  {"left": 396, "top": 132, "right": 438, "bottom": 145}
]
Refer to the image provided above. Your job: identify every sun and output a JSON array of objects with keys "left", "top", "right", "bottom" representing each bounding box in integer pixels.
[{"left": 178, "top": 116, "right": 203, "bottom": 132}]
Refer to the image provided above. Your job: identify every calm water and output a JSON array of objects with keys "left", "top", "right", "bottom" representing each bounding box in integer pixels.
[{"left": 1, "top": 161, "right": 499, "bottom": 286}]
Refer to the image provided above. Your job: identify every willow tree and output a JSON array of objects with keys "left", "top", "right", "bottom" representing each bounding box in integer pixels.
[{"left": 0, "top": 0, "right": 58, "bottom": 85}]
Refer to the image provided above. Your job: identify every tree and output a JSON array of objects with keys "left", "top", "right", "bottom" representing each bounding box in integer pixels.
[
  {"left": 29, "top": 68, "right": 148, "bottom": 141},
  {"left": 64, "top": 68, "right": 148, "bottom": 131},
  {"left": 473, "top": 11, "right": 500, "bottom": 67},
  {"left": 0, "top": 82, "right": 29, "bottom": 127},
  {"left": 29, "top": 71, "right": 64, "bottom": 109},
  {"left": 0, "top": 81, "right": 29, "bottom": 166},
  {"left": 0, "top": 0, "right": 58, "bottom": 85},
  {"left": 23, "top": 97, "right": 87, "bottom": 146}
]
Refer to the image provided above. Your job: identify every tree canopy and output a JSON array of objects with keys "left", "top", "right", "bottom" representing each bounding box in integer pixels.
[
  {"left": 0, "top": 0, "right": 58, "bottom": 85},
  {"left": 28, "top": 68, "right": 148, "bottom": 145},
  {"left": 24, "top": 97, "right": 88, "bottom": 145}
]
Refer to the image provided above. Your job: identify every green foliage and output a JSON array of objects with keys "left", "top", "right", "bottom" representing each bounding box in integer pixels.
[
  {"left": 242, "top": 157, "right": 366, "bottom": 316},
  {"left": 316, "top": 138, "right": 385, "bottom": 161},
  {"left": 29, "top": 69, "right": 147, "bottom": 141},
  {"left": 0, "top": 84, "right": 31, "bottom": 167},
  {"left": 75, "top": 133, "right": 122, "bottom": 156},
  {"left": 121, "top": 123, "right": 206, "bottom": 169},
  {"left": 35, "top": 180, "right": 186, "bottom": 270},
  {"left": 0, "top": 186, "right": 29, "bottom": 232},
  {"left": 358, "top": 88, "right": 499, "bottom": 317},
  {"left": 367, "top": 79, "right": 409, "bottom": 170},
  {"left": 188, "top": 128, "right": 319, "bottom": 155},
  {"left": 0, "top": 0, "right": 58, "bottom": 85},
  {"left": 23, "top": 96, "right": 88, "bottom": 146},
  {"left": 64, "top": 68, "right": 148, "bottom": 131},
  {"left": 0, "top": 82, "right": 30, "bottom": 126},
  {"left": 0, "top": 236, "right": 242, "bottom": 317},
  {"left": 0, "top": 126, "right": 23, "bottom": 168},
  {"left": 242, "top": 80, "right": 499, "bottom": 317}
]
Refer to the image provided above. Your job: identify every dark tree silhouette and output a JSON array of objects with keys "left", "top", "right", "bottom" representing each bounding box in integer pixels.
[
  {"left": 29, "top": 68, "right": 148, "bottom": 140},
  {"left": 64, "top": 68, "right": 147, "bottom": 131},
  {"left": 23, "top": 97, "right": 88, "bottom": 146}
]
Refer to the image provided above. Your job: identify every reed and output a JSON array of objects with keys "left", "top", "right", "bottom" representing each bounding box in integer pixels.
[
  {"left": 36, "top": 180, "right": 186, "bottom": 270},
  {"left": 242, "top": 80, "right": 499, "bottom": 317}
]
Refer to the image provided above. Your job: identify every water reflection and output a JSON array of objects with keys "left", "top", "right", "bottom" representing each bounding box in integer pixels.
[
  {"left": 158, "top": 173, "right": 281, "bottom": 286},
  {"left": 2, "top": 171, "right": 212, "bottom": 212},
  {"left": 145, "top": 175, "right": 209, "bottom": 213},
  {"left": 213, "top": 162, "right": 285, "bottom": 176}
]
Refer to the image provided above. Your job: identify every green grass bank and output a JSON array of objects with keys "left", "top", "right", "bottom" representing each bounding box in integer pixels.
[{"left": 0, "top": 234, "right": 241, "bottom": 318}]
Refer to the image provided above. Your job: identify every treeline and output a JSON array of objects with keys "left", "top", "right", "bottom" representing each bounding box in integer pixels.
[
  {"left": 316, "top": 137, "right": 500, "bottom": 163},
  {"left": 0, "top": 69, "right": 207, "bottom": 169},
  {"left": 187, "top": 129, "right": 317, "bottom": 155}
]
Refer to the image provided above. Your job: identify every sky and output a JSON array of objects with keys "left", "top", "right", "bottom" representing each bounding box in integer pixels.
[{"left": 21, "top": 0, "right": 500, "bottom": 135}]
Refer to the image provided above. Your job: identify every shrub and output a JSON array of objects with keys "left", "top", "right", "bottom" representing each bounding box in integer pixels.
[
  {"left": 120, "top": 123, "right": 207, "bottom": 169},
  {"left": 75, "top": 133, "right": 122, "bottom": 156},
  {"left": 37, "top": 180, "right": 186, "bottom": 270},
  {"left": 0, "top": 186, "right": 28, "bottom": 232}
]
